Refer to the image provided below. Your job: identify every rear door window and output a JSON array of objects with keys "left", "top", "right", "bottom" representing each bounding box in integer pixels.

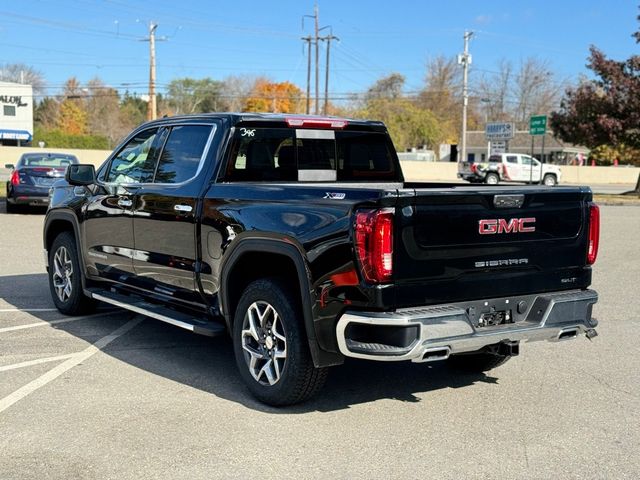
[{"left": 153, "top": 125, "right": 212, "bottom": 184}]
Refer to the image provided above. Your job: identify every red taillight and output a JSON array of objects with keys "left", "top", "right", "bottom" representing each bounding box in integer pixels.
[
  {"left": 10, "top": 170, "right": 20, "bottom": 186},
  {"left": 354, "top": 208, "right": 394, "bottom": 283},
  {"left": 285, "top": 117, "right": 348, "bottom": 129},
  {"left": 587, "top": 203, "right": 600, "bottom": 265}
]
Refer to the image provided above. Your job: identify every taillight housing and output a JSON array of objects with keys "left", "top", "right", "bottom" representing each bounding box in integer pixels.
[
  {"left": 354, "top": 208, "right": 394, "bottom": 283},
  {"left": 587, "top": 203, "right": 600, "bottom": 265},
  {"left": 10, "top": 170, "right": 20, "bottom": 186}
]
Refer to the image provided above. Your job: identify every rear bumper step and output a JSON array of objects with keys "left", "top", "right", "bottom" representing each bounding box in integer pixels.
[{"left": 336, "top": 289, "right": 598, "bottom": 362}]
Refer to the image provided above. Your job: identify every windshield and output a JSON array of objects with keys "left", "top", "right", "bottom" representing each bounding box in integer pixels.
[{"left": 18, "top": 154, "right": 78, "bottom": 168}]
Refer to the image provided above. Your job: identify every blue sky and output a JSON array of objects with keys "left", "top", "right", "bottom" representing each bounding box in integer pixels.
[{"left": 1, "top": 0, "right": 638, "bottom": 103}]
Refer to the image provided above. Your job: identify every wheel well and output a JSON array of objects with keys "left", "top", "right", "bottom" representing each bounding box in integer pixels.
[
  {"left": 225, "top": 251, "right": 302, "bottom": 326},
  {"left": 45, "top": 219, "right": 75, "bottom": 251}
]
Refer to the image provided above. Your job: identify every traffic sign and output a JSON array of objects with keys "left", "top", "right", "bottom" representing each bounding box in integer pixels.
[
  {"left": 485, "top": 122, "right": 515, "bottom": 141},
  {"left": 529, "top": 115, "right": 547, "bottom": 135}
]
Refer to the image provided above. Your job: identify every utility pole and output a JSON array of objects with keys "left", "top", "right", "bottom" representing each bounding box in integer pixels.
[
  {"left": 148, "top": 22, "right": 157, "bottom": 120},
  {"left": 458, "top": 30, "right": 473, "bottom": 163},
  {"left": 140, "top": 22, "right": 166, "bottom": 121},
  {"left": 314, "top": 3, "right": 319, "bottom": 115},
  {"left": 302, "top": 36, "right": 312, "bottom": 114},
  {"left": 322, "top": 32, "right": 339, "bottom": 115}
]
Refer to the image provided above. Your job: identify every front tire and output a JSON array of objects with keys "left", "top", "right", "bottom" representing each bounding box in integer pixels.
[
  {"left": 48, "top": 231, "right": 96, "bottom": 315},
  {"left": 233, "top": 278, "right": 328, "bottom": 406}
]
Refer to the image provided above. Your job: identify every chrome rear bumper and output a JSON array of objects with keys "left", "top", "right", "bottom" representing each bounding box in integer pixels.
[{"left": 336, "top": 289, "right": 598, "bottom": 362}]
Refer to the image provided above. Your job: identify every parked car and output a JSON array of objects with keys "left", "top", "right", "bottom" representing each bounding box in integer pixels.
[
  {"left": 44, "top": 114, "right": 599, "bottom": 406},
  {"left": 458, "top": 153, "right": 562, "bottom": 186},
  {"left": 5, "top": 153, "right": 79, "bottom": 212}
]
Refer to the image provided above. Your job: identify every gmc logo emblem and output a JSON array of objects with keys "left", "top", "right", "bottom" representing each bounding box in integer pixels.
[{"left": 479, "top": 217, "right": 536, "bottom": 235}]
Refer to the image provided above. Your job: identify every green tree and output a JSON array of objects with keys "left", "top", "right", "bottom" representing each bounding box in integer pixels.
[
  {"left": 34, "top": 97, "right": 60, "bottom": 130},
  {"left": 166, "top": 77, "right": 223, "bottom": 114},
  {"left": 359, "top": 74, "right": 444, "bottom": 151}
]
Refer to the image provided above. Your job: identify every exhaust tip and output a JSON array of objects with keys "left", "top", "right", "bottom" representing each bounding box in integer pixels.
[
  {"left": 558, "top": 328, "right": 578, "bottom": 341},
  {"left": 421, "top": 346, "right": 451, "bottom": 362}
]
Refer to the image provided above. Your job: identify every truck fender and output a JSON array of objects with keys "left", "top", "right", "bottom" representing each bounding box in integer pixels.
[{"left": 219, "top": 236, "right": 337, "bottom": 368}]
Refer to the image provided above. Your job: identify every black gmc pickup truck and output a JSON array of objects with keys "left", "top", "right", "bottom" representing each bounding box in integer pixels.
[{"left": 44, "top": 113, "right": 600, "bottom": 406}]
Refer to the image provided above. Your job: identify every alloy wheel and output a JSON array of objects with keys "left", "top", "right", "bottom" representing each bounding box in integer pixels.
[
  {"left": 241, "top": 301, "right": 287, "bottom": 386},
  {"left": 52, "top": 246, "right": 73, "bottom": 302}
]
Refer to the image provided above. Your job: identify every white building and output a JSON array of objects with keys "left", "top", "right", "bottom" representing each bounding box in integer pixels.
[{"left": 0, "top": 81, "right": 34, "bottom": 146}]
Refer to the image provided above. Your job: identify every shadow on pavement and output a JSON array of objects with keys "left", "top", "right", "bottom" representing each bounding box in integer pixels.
[
  {"left": 0, "top": 273, "right": 500, "bottom": 413},
  {"left": 0, "top": 199, "right": 48, "bottom": 216}
]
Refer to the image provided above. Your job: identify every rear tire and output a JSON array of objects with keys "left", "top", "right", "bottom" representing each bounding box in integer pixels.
[
  {"left": 48, "top": 231, "right": 96, "bottom": 315},
  {"left": 233, "top": 278, "right": 328, "bottom": 406},
  {"left": 448, "top": 352, "right": 511, "bottom": 373},
  {"left": 485, "top": 173, "right": 500, "bottom": 185}
]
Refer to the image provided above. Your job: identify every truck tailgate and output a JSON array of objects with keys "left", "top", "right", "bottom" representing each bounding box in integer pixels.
[{"left": 393, "top": 186, "right": 592, "bottom": 307}]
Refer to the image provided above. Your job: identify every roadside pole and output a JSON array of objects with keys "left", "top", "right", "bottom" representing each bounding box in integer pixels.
[
  {"left": 529, "top": 115, "right": 547, "bottom": 184},
  {"left": 540, "top": 134, "right": 545, "bottom": 182},
  {"left": 530, "top": 136, "right": 534, "bottom": 183},
  {"left": 458, "top": 31, "right": 473, "bottom": 164}
]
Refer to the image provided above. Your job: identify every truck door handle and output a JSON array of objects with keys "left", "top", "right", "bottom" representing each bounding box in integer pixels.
[
  {"left": 174, "top": 204, "right": 193, "bottom": 213},
  {"left": 117, "top": 198, "right": 133, "bottom": 207}
]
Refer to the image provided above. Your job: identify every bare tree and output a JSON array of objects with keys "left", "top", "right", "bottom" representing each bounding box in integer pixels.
[
  {"left": 512, "top": 58, "right": 560, "bottom": 126},
  {"left": 85, "top": 77, "right": 129, "bottom": 147},
  {"left": 419, "top": 56, "right": 464, "bottom": 141},
  {"left": 365, "top": 73, "right": 405, "bottom": 101},
  {"left": 476, "top": 59, "right": 513, "bottom": 122},
  {"left": 420, "top": 55, "right": 461, "bottom": 111},
  {"left": 219, "top": 75, "right": 264, "bottom": 112},
  {"left": 0, "top": 63, "right": 46, "bottom": 94},
  {"left": 474, "top": 57, "right": 562, "bottom": 128}
]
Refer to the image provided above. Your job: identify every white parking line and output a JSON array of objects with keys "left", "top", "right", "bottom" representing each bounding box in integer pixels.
[
  {"left": 0, "top": 317, "right": 143, "bottom": 414},
  {"left": 0, "top": 312, "right": 123, "bottom": 333},
  {"left": 0, "top": 353, "right": 78, "bottom": 372}
]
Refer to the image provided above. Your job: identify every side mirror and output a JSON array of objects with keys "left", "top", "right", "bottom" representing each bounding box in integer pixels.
[
  {"left": 4, "top": 163, "right": 14, "bottom": 169},
  {"left": 65, "top": 164, "right": 96, "bottom": 186}
]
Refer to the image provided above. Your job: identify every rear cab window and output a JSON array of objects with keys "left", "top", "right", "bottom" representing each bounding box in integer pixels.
[{"left": 223, "top": 125, "right": 400, "bottom": 182}]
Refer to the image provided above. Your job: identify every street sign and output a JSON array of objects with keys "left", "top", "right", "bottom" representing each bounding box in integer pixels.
[
  {"left": 490, "top": 141, "right": 506, "bottom": 155},
  {"left": 485, "top": 122, "right": 515, "bottom": 141},
  {"left": 529, "top": 115, "right": 547, "bottom": 135}
]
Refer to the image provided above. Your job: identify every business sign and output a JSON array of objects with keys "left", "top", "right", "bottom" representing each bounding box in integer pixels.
[
  {"left": 529, "top": 115, "right": 547, "bottom": 135},
  {"left": 0, "top": 95, "right": 28, "bottom": 107},
  {"left": 490, "top": 141, "right": 506, "bottom": 155},
  {"left": 485, "top": 122, "right": 515, "bottom": 141}
]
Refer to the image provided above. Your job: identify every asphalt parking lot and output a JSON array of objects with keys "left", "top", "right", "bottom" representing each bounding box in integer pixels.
[{"left": 0, "top": 205, "right": 639, "bottom": 479}]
